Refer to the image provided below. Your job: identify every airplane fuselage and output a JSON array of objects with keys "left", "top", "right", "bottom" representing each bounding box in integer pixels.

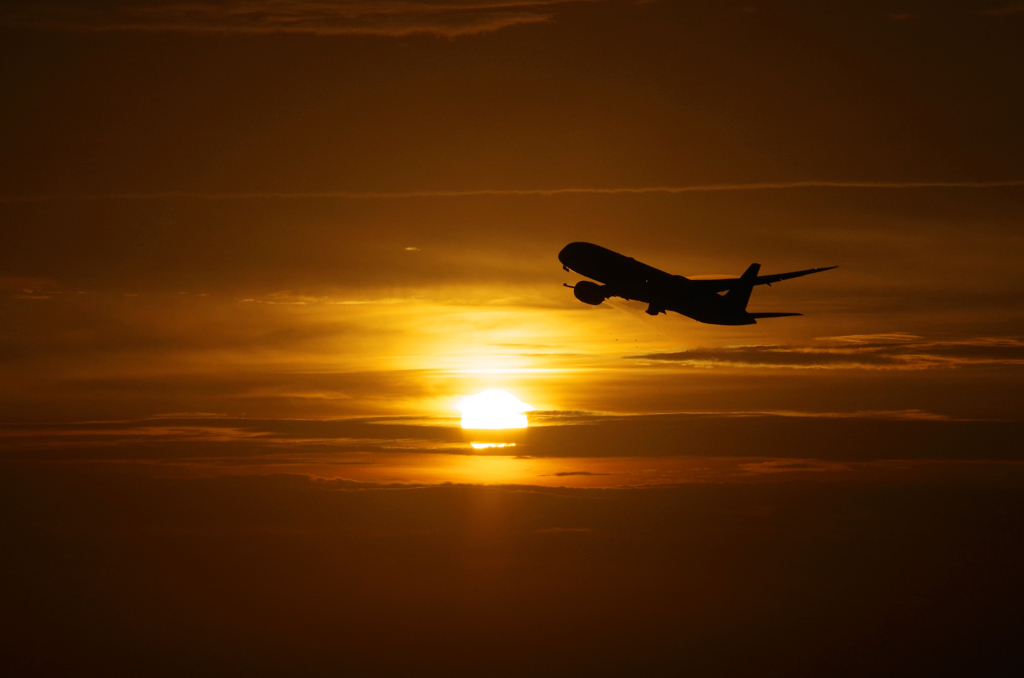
[{"left": 558, "top": 242, "right": 831, "bottom": 325}]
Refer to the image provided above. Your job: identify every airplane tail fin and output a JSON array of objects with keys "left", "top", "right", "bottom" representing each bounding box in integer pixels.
[{"left": 724, "top": 263, "right": 760, "bottom": 310}]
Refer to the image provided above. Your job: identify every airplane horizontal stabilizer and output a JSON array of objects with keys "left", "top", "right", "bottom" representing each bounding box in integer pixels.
[{"left": 749, "top": 312, "right": 802, "bottom": 319}]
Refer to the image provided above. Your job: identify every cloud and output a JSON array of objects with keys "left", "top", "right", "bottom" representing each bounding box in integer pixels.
[
  {"left": 1, "top": 276, "right": 69, "bottom": 300},
  {"left": 0, "top": 0, "right": 591, "bottom": 38},
  {"left": 0, "top": 416, "right": 467, "bottom": 455},
  {"left": 739, "top": 459, "right": 851, "bottom": 474},
  {"left": 533, "top": 408, "right": 955, "bottom": 423},
  {"left": 631, "top": 334, "right": 1024, "bottom": 370},
  {"left": 6, "top": 409, "right": 1024, "bottom": 473},
  {"left": 981, "top": 2, "right": 1024, "bottom": 16},
  {"left": 238, "top": 290, "right": 412, "bottom": 305},
  {"left": 4, "top": 179, "right": 1024, "bottom": 203}
]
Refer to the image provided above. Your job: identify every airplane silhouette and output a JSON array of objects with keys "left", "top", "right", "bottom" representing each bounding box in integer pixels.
[{"left": 559, "top": 242, "right": 836, "bottom": 325}]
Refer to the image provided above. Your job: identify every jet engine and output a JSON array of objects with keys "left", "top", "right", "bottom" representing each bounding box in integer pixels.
[{"left": 573, "top": 281, "right": 606, "bottom": 305}]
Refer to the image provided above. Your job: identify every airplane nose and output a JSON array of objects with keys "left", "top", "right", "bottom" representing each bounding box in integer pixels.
[
  {"left": 557, "top": 244, "right": 574, "bottom": 265},
  {"left": 558, "top": 242, "right": 588, "bottom": 266}
]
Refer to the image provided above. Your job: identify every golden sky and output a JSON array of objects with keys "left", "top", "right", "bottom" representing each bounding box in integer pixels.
[
  {"left": 2, "top": 2, "right": 1024, "bottom": 673},
  {"left": 2, "top": 0, "right": 1023, "bottom": 478}
]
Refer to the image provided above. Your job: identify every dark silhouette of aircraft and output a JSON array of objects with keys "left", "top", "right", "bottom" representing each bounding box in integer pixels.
[{"left": 559, "top": 242, "right": 836, "bottom": 325}]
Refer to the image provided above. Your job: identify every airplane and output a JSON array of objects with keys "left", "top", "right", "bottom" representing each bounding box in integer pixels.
[{"left": 558, "top": 242, "right": 836, "bottom": 325}]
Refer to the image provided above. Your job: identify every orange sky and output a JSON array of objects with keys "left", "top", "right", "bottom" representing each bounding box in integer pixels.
[
  {"left": 2, "top": 2, "right": 1023, "bottom": 674},
  {"left": 2, "top": 0, "right": 1023, "bottom": 480}
]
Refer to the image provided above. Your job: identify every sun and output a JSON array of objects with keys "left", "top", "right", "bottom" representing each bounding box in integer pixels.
[{"left": 456, "top": 389, "right": 534, "bottom": 429}]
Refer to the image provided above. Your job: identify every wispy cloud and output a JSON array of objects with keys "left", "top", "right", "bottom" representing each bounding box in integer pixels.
[
  {"left": 0, "top": 419, "right": 465, "bottom": 455},
  {"left": 631, "top": 334, "right": 1024, "bottom": 370},
  {"left": 238, "top": 290, "right": 412, "bottom": 305},
  {"left": 739, "top": 459, "right": 851, "bottom": 474},
  {"left": 0, "top": 0, "right": 591, "bottom": 38},
  {"left": 3, "top": 180, "right": 1024, "bottom": 203},
  {"left": 981, "top": 2, "right": 1024, "bottom": 16},
  {"left": 5, "top": 411, "right": 1023, "bottom": 478},
  {"left": 1, "top": 275, "right": 70, "bottom": 300},
  {"left": 529, "top": 408, "right": 956, "bottom": 423}
]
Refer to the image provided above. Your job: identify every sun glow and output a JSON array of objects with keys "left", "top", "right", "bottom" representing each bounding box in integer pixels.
[{"left": 456, "top": 389, "right": 533, "bottom": 429}]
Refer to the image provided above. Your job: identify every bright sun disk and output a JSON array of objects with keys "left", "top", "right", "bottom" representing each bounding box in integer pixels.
[{"left": 456, "top": 389, "right": 533, "bottom": 429}]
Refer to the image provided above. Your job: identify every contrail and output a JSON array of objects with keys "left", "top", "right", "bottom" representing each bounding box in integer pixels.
[{"left": 3, "top": 180, "right": 1024, "bottom": 203}]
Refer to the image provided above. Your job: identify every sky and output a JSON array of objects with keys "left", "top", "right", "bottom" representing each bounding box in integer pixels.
[{"left": 2, "top": 1, "right": 1023, "bottom": 675}]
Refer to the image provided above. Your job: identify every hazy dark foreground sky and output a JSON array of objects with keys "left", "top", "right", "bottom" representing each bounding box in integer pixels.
[
  {"left": 2, "top": 1, "right": 1024, "bottom": 675},
  {"left": 4, "top": 467, "right": 1023, "bottom": 676}
]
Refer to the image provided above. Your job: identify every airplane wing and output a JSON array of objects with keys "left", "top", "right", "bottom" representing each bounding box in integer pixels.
[{"left": 688, "top": 266, "right": 837, "bottom": 294}]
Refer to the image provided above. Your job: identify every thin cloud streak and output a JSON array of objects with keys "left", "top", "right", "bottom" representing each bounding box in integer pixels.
[
  {"left": 0, "top": 0, "right": 587, "bottom": 38},
  {"left": 3, "top": 180, "right": 1024, "bottom": 203},
  {"left": 631, "top": 335, "right": 1024, "bottom": 371},
  {"left": 0, "top": 408, "right": 973, "bottom": 449},
  {"left": 981, "top": 2, "right": 1024, "bottom": 16}
]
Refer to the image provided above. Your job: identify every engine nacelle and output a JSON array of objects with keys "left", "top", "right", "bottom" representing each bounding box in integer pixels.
[{"left": 573, "top": 281, "right": 606, "bottom": 305}]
